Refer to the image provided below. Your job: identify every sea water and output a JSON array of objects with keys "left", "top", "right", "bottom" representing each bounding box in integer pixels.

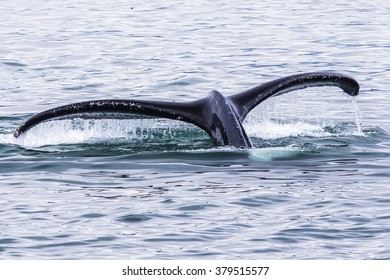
[{"left": 0, "top": 0, "right": 389, "bottom": 259}]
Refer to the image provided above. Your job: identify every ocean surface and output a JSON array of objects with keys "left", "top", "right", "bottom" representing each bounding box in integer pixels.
[{"left": 1, "top": 0, "right": 389, "bottom": 259}]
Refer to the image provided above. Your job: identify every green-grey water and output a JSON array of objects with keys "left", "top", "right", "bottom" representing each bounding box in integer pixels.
[{"left": 0, "top": 0, "right": 389, "bottom": 259}]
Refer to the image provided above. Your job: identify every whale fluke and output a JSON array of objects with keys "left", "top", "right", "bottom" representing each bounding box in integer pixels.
[
  {"left": 229, "top": 72, "right": 359, "bottom": 122},
  {"left": 14, "top": 72, "right": 359, "bottom": 147}
]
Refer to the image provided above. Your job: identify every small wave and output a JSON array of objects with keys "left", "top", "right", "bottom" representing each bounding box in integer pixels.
[
  {"left": 2, "top": 61, "right": 28, "bottom": 67},
  {"left": 248, "top": 146, "right": 303, "bottom": 161}
]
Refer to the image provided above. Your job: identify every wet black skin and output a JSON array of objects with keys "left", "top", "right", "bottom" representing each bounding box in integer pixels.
[{"left": 14, "top": 72, "right": 359, "bottom": 147}]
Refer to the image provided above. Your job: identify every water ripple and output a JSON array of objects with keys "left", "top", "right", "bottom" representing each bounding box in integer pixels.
[{"left": 0, "top": 0, "right": 389, "bottom": 260}]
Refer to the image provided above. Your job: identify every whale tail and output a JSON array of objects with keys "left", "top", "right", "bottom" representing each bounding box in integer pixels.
[{"left": 13, "top": 72, "right": 359, "bottom": 147}]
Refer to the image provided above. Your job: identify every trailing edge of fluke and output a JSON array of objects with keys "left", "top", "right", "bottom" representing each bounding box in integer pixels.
[{"left": 14, "top": 72, "right": 359, "bottom": 148}]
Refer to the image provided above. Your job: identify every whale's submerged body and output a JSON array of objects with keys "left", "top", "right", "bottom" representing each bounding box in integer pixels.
[{"left": 14, "top": 72, "right": 359, "bottom": 148}]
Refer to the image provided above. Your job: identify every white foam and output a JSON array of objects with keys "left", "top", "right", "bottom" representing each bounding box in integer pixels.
[
  {"left": 245, "top": 120, "right": 331, "bottom": 139},
  {"left": 11, "top": 118, "right": 193, "bottom": 148},
  {"left": 0, "top": 133, "right": 16, "bottom": 146}
]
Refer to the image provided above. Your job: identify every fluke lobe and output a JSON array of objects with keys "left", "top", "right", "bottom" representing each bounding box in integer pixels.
[{"left": 14, "top": 72, "right": 359, "bottom": 148}]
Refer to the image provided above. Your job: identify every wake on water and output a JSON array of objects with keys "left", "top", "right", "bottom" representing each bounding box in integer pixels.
[{"left": 1, "top": 87, "right": 364, "bottom": 158}]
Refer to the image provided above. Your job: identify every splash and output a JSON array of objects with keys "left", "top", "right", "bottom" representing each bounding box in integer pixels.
[
  {"left": 11, "top": 118, "right": 205, "bottom": 148},
  {"left": 245, "top": 120, "right": 330, "bottom": 139},
  {"left": 351, "top": 96, "right": 364, "bottom": 135},
  {"left": 3, "top": 87, "right": 364, "bottom": 149},
  {"left": 244, "top": 86, "right": 363, "bottom": 140}
]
